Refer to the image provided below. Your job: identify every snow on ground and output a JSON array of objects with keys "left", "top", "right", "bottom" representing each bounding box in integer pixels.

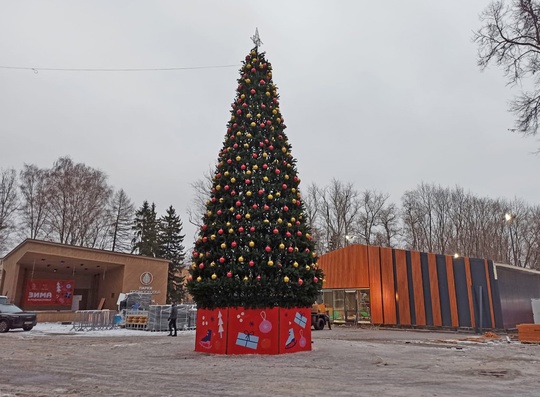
[{"left": 29, "top": 322, "right": 196, "bottom": 337}]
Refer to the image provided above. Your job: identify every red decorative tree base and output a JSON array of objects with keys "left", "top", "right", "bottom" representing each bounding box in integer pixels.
[{"left": 195, "top": 307, "right": 312, "bottom": 355}]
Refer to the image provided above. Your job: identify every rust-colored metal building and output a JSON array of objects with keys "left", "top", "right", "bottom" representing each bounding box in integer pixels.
[
  {"left": 0, "top": 240, "right": 169, "bottom": 320},
  {"left": 318, "top": 244, "right": 540, "bottom": 330}
]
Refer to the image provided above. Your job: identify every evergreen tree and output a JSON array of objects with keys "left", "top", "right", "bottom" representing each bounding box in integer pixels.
[
  {"left": 158, "top": 205, "right": 186, "bottom": 303},
  {"left": 187, "top": 45, "right": 324, "bottom": 309},
  {"left": 131, "top": 201, "right": 159, "bottom": 257}
]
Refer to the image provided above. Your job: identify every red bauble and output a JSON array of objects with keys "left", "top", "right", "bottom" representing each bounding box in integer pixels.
[
  {"left": 241, "top": 164, "right": 246, "bottom": 170},
  {"left": 273, "top": 228, "right": 279, "bottom": 234},
  {"left": 297, "top": 231, "right": 302, "bottom": 237},
  {"left": 260, "top": 79, "right": 266, "bottom": 85},
  {"left": 268, "top": 145, "right": 274, "bottom": 150},
  {"left": 251, "top": 68, "right": 256, "bottom": 73},
  {"left": 233, "top": 143, "right": 238, "bottom": 149},
  {"left": 259, "top": 142, "right": 264, "bottom": 147},
  {"left": 238, "top": 226, "right": 244, "bottom": 233},
  {"left": 253, "top": 153, "right": 258, "bottom": 159},
  {"left": 202, "top": 237, "right": 208, "bottom": 243},
  {"left": 298, "top": 278, "right": 304, "bottom": 286},
  {"left": 286, "top": 232, "right": 291, "bottom": 238},
  {"left": 288, "top": 247, "right": 294, "bottom": 253},
  {"left": 275, "top": 169, "right": 280, "bottom": 174},
  {"left": 199, "top": 263, "right": 204, "bottom": 269},
  {"left": 224, "top": 185, "right": 230, "bottom": 191},
  {"left": 193, "top": 251, "right": 199, "bottom": 258},
  {"left": 231, "top": 241, "right": 237, "bottom": 248},
  {"left": 252, "top": 204, "right": 258, "bottom": 209},
  {"left": 296, "top": 221, "right": 301, "bottom": 225},
  {"left": 257, "top": 275, "right": 261, "bottom": 281},
  {"left": 236, "top": 201, "right": 242, "bottom": 207},
  {"left": 217, "top": 210, "right": 222, "bottom": 215},
  {"left": 227, "top": 271, "right": 233, "bottom": 278},
  {"left": 258, "top": 189, "right": 264, "bottom": 195},
  {"left": 250, "top": 226, "right": 256, "bottom": 232},
  {"left": 283, "top": 206, "right": 289, "bottom": 211},
  {"left": 262, "top": 164, "right": 268, "bottom": 169},
  {"left": 235, "top": 214, "right": 242, "bottom": 220},
  {"left": 266, "top": 120, "right": 272, "bottom": 126},
  {"left": 313, "top": 277, "right": 319, "bottom": 283},
  {"left": 249, "top": 260, "right": 255, "bottom": 267},
  {"left": 264, "top": 205, "right": 270, "bottom": 211},
  {"left": 282, "top": 184, "right": 287, "bottom": 189},
  {"left": 236, "top": 109, "right": 242, "bottom": 115},
  {"left": 250, "top": 88, "right": 256, "bottom": 94},
  {"left": 218, "top": 229, "right": 224, "bottom": 235},
  {"left": 245, "top": 179, "right": 251, "bottom": 184},
  {"left": 220, "top": 257, "right": 226, "bottom": 263},
  {"left": 211, "top": 197, "right": 217, "bottom": 203},
  {"left": 265, "top": 246, "right": 271, "bottom": 253},
  {"left": 202, "top": 224, "right": 208, "bottom": 230}
]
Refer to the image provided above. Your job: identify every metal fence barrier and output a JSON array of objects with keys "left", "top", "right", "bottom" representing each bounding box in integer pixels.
[{"left": 71, "top": 310, "right": 117, "bottom": 331}]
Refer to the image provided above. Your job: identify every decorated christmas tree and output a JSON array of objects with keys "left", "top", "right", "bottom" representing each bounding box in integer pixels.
[{"left": 187, "top": 32, "right": 324, "bottom": 314}]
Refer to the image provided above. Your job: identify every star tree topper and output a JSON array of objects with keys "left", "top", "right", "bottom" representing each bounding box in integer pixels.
[{"left": 251, "top": 28, "right": 263, "bottom": 48}]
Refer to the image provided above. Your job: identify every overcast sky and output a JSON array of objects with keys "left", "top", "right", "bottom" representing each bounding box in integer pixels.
[{"left": 1, "top": 1, "right": 538, "bottom": 246}]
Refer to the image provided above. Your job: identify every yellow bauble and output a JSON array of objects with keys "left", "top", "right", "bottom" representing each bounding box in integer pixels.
[
  {"left": 246, "top": 63, "right": 252, "bottom": 68},
  {"left": 231, "top": 177, "right": 236, "bottom": 183},
  {"left": 245, "top": 213, "right": 251, "bottom": 219},
  {"left": 268, "top": 260, "right": 274, "bottom": 266},
  {"left": 277, "top": 218, "right": 283, "bottom": 223},
  {"left": 239, "top": 256, "right": 244, "bottom": 262},
  {"left": 293, "top": 261, "right": 299, "bottom": 268},
  {"left": 323, "top": 279, "right": 326, "bottom": 283},
  {"left": 246, "top": 191, "right": 252, "bottom": 196},
  {"left": 224, "top": 171, "right": 229, "bottom": 176},
  {"left": 282, "top": 148, "right": 287, "bottom": 153},
  {"left": 266, "top": 91, "right": 271, "bottom": 96},
  {"left": 290, "top": 217, "right": 296, "bottom": 222},
  {"left": 287, "top": 164, "right": 291, "bottom": 168},
  {"left": 191, "top": 263, "right": 196, "bottom": 270},
  {"left": 249, "top": 241, "right": 255, "bottom": 247},
  {"left": 292, "top": 199, "right": 297, "bottom": 204},
  {"left": 267, "top": 194, "right": 273, "bottom": 200},
  {"left": 312, "top": 252, "right": 317, "bottom": 258},
  {"left": 229, "top": 228, "right": 234, "bottom": 234},
  {"left": 211, "top": 234, "right": 216, "bottom": 240},
  {"left": 276, "top": 118, "right": 281, "bottom": 123},
  {"left": 263, "top": 176, "right": 269, "bottom": 182},
  {"left": 236, "top": 156, "right": 241, "bottom": 161},
  {"left": 210, "top": 261, "right": 216, "bottom": 266},
  {"left": 272, "top": 109, "right": 277, "bottom": 115},
  {"left": 244, "top": 143, "right": 249, "bottom": 148},
  {"left": 291, "top": 188, "right": 296, "bottom": 193},
  {"left": 284, "top": 276, "right": 290, "bottom": 283},
  {"left": 241, "top": 94, "right": 246, "bottom": 99},
  {"left": 262, "top": 152, "right": 268, "bottom": 158},
  {"left": 245, "top": 78, "right": 251, "bottom": 83},
  {"left": 279, "top": 243, "right": 285, "bottom": 249},
  {"left": 256, "top": 114, "right": 261, "bottom": 119},
  {"left": 236, "top": 131, "right": 242, "bottom": 136},
  {"left": 221, "top": 243, "right": 226, "bottom": 249},
  {"left": 219, "top": 198, "right": 224, "bottom": 203},
  {"left": 229, "top": 207, "right": 234, "bottom": 212},
  {"left": 276, "top": 192, "right": 281, "bottom": 197},
  {"left": 231, "top": 115, "right": 235, "bottom": 121},
  {"left": 246, "top": 170, "right": 252, "bottom": 175},
  {"left": 253, "top": 164, "right": 259, "bottom": 170},
  {"left": 197, "top": 276, "right": 202, "bottom": 282},
  {"left": 287, "top": 223, "right": 292, "bottom": 227},
  {"left": 305, "top": 265, "right": 311, "bottom": 270},
  {"left": 251, "top": 122, "right": 256, "bottom": 127},
  {"left": 207, "top": 211, "right": 212, "bottom": 216},
  {"left": 216, "top": 185, "right": 221, "bottom": 191},
  {"left": 199, "top": 253, "right": 204, "bottom": 258},
  {"left": 244, "top": 276, "right": 249, "bottom": 281},
  {"left": 263, "top": 219, "right": 269, "bottom": 223},
  {"left": 246, "top": 113, "right": 252, "bottom": 119},
  {"left": 211, "top": 274, "right": 217, "bottom": 280}
]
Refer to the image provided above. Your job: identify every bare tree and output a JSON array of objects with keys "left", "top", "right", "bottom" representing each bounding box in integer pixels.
[
  {"left": 0, "top": 168, "right": 19, "bottom": 253},
  {"left": 302, "top": 182, "right": 325, "bottom": 251},
  {"left": 18, "top": 164, "right": 50, "bottom": 240},
  {"left": 474, "top": 0, "right": 540, "bottom": 140},
  {"left": 355, "top": 190, "right": 390, "bottom": 246},
  {"left": 187, "top": 166, "right": 214, "bottom": 236},
  {"left": 45, "top": 157, "right": 111, "bottom": 246},
  {"left": 320, "top": 179, "right": 360, "bottom": 251},
  {"left": 373, "top": 202, "right": 400, "bottom": 248},
  {"left": 108, "top": 189, "right": 135, "bottom": 252}
]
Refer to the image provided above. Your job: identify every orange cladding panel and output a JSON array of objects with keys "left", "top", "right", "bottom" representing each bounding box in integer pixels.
[
  {"left": 394, "top": 249, "right": 411, "bottom": 325},
  {"left": 318, "top": 245, "right": 369, "bottom": 289},
  {"left": 427, "top": 253, "right": 442, "bottom": 327},
  {"left": 367, "top": 245, "right": 383, "bottom": 324},
  {"left": 464, "top": 257, "right": 476, "bottom": 328},
  {"left": 484, "top": 260, "right": 495, "bottom": 329},
  {"left": 410, "top": 251, "right": 426, "bottom": 326},
  {"left": 380, "top": 247, "right": 396, "bottom": 325}
]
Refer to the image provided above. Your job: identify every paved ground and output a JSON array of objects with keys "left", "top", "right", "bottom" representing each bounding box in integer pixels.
[{"left": 1, "top": 325, "right": 539, "bottom": 396}]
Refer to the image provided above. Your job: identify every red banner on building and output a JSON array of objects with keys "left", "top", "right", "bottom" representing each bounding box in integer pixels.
[{"left": 24, "top": 279, "right": 75, "bottom": 306}]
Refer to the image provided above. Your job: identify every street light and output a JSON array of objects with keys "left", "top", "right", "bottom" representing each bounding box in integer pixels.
[
  {"left": 345, "top": 235, "right": 358, "bottom": 245},
  {"left": 505, "top": 213, "right": 517, "bottom": 266}
]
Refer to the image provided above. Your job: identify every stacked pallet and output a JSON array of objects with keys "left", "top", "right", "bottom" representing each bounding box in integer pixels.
[
  {"left": 517, "top": 324, "right": 540, "bottom": 343},
  {"left": 147, "top": 305, "right": 170, "bottom": 332}
]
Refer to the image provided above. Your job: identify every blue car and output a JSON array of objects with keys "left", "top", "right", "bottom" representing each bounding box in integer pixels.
[{"left": 0, "top": 303, "right": 37, "bottom": 332}]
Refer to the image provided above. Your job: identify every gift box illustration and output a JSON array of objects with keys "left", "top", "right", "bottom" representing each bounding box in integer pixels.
[
  {"left": 294, "top": 312, "right": 308, "bottom": 328},
  {"left": 236, "top": 331, "right": 259, "bottom": 350}
]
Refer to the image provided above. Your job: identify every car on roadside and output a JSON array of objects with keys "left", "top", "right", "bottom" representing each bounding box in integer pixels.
[{"left": 0, "top": 303, "right": 37, "bottom": 333}]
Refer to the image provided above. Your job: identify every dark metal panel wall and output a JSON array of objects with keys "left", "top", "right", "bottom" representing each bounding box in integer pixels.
[
  {"left": 453, "top": 258, "right": 472, "bottom": 327},
  {"left": 436, "top": 254, "right": 452, "bottom": 327},
  {"left": 405, "top": 251, "right": 416, "bottom": 325},
  {"left": 496, "top": 266, "right": 540, "bottom": 329},
  {"left": 488, "top": 261, "right": 504, "bottom": 329},
  {"left": 420, "top": 253, "right": 433, "bottom": 326},
  {"left": 469, "top": 258, "right": 492, "bottom": 329}
]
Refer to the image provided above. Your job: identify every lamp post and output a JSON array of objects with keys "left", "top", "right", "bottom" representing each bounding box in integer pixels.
[
  {"left": 345, "top": 235, "right": 358, "bottom": 246},
  {"left": 505, "top": 213, "right": 518, "bottom": 266}
]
